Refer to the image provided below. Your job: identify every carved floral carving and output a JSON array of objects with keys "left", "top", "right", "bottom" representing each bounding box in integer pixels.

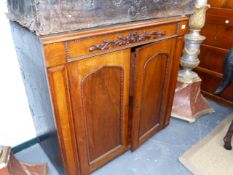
[{"left": 89, "top": 30, "right": 166, "bottom": 52}]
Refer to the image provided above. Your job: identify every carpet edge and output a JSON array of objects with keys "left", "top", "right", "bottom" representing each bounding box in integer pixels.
[{"left": 179, "top": 113, "right": 233, "bottom": 175}]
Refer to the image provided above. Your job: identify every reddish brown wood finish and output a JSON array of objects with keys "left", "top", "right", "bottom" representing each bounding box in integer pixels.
[
  {"left": 202, "top": 24, "right": 233, "bottom": 49},
  {"left": 47, "top": 66, "right": 80, "bottom": 175},
  {"left": 196, "top": 68, "right": 233, "bottom": 103},
  {"left": 83, "top": 67, "right": 122, "bottom": 162},
  {"left": 67, "top": 50, "right": 130, "bottom": 174},
  {"left": 44, "top": 43, "right": 67, "bottom": 68},
  {"left": 42, "top": 17, "right": 189, "bottom": 175},
  {"left": 199, "top": 44, "right": 227, "bottom": 73},
  {"left": 163, "top": 36, "right": 185, "bottom": 126},
  {"left": 208, "top": 0, "right": 233, "bottom": 8},
  {"left": 66, "top": 23, "right": 176, "bottom": 59},
  {"left": 131, "top": 38, "right": 176, "bottom": 150},
  {"left": 198, "top": 4, "right": 233, "bottom": 107}
]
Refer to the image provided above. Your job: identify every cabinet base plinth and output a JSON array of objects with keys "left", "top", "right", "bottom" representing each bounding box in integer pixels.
[{"left": 171, "top": 81, "right": 214, "bottom": 123}]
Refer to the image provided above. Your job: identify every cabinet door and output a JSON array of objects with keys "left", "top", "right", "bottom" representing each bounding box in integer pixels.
[
  {"left": 67, "top": 50, "right": 130, "bottom": 174},
  {"left": 131, "top": 39, "right": 176, "bottom": 150}
]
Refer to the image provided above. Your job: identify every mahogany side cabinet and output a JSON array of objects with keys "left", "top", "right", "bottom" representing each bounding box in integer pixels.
[{"left": 11, "top": 16, "right": 188, "bottom": 175}]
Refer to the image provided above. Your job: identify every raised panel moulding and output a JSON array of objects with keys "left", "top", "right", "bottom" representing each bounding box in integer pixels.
[{"left": 82, "top": 66, "right": 123, "bottom": 163}]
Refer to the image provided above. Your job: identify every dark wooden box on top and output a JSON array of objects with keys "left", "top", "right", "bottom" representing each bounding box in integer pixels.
[
  {"left": 7, "top": 0, "right": 194, "bottom": 35},
  {"left": 7, "top": 0, "right": 195, "bottom": 174}
]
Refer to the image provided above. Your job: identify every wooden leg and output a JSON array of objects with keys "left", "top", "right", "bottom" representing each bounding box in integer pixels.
[{"left": 224, "top": 120, "right": 233, "bottom": 150}]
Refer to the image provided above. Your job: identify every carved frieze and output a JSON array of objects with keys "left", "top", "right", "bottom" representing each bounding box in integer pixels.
[{"left": 89, "top": 30, "right": 166, "bottom": 52}]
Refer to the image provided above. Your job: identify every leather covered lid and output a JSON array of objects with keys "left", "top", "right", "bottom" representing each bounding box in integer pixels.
[{"left": 7, "top": 0, "right": 195, "bottom": 35}]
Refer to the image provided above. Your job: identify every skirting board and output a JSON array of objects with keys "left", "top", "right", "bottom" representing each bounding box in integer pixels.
[{"left": 12, "top": 138, "right": 39, "bottom": 154}]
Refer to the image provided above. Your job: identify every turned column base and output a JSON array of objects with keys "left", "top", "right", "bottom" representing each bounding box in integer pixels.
[
  {"left": 171, "top": 79, "right": 214, "bottom": 123},
  {"left": 0, "top": 145, "right": 48, "bottom": 175}
]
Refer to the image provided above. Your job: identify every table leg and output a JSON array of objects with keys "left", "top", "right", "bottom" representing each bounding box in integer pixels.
[{"left": 224, "top": 120, "right": 233, "bottom": 150}]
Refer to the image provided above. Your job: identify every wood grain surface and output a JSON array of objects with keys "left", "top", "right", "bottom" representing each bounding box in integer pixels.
[
  {"left": 131, "top": 38, "right": 176, "bottom": 150},
  {"left": 198, "top": 3, "right": 233, "bottom": 107},
  {"left": 67, "top": 50, "right": 130, "bottom": 174}
]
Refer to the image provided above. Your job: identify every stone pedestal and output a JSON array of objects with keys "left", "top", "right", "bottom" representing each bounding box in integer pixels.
[
  {"left": 171, "top": 2, "right": 215, "bottom": 122},
  {"left": 171, "top": 80, "right": 214, "bottom": 123},
  {"left": 0, "top": 146, "right": 48, "bottom": 175}
]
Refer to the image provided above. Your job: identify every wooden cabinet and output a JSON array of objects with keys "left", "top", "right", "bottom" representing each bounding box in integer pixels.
[
  {"left": 11, "top": 17, "right": 188, "bottom": 175},
  {"left": 196, "top": 3, "right": 233, "bottom": 107}
]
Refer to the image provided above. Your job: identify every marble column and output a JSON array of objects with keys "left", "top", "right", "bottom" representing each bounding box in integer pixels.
[{"left": 171, "top": 0, "right": 214, "bottom": 123}]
